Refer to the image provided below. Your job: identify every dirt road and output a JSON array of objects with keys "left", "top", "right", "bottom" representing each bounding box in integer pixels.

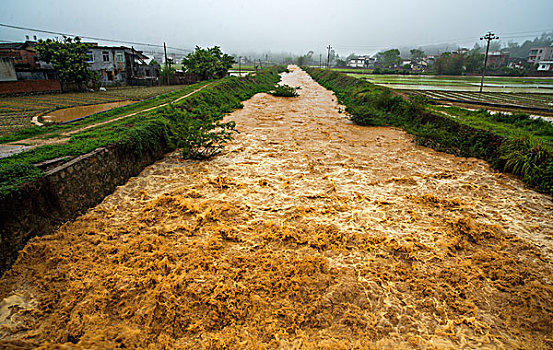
[{"left": 1, "top": 67, "right": 553, "bottom": 349}]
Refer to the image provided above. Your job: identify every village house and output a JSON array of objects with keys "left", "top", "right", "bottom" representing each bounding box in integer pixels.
[
  {"left": 486, "top": 52, "right": 510, "bottom": 68},
  {"left": 346, "top": 55, "right": 376, "bottom": 68},
  {"left": 87, "top": 45, "right": 160, "bottom": 86},
  {"left": 537, "top": 61, "right": 553, "bottom": 72},
  {"left": 452, "top": 48, "right": 469, "bottom": 56},
  {"left": 425, "top": 56, "right": 436, "bottom": 67},
  {"left": 411, "top": 60, "right": 428, "bottom": 72},
  {"left": 507, "top": 58, "right": 526, "bottom": 70},
  {"left": 528, "top": 44, "right": 553, "bottom": 65},
  {"left": 0, "top": 41, "right": 61, "bottom": 94},
  {"left": 0, "top": 41, "right": 57, "bottom": 80}
]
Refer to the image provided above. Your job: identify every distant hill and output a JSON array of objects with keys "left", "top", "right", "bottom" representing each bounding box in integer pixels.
[
  {"left": 502, "top": 32, "right": 553, "bottom": 58},
  {"left": 398, "top": 32, "right": 553, "bottom": 60}
]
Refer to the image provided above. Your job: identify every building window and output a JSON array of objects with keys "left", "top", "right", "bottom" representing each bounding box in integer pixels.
[
  {"left": 116, "top": 53, "right": 124, "bottom": 62},
  {"left": 87, "top": 51, "right": 94, "bottom": 63},
  {"left": 102, "top": 51, "right": 110, "bottom": 62}
]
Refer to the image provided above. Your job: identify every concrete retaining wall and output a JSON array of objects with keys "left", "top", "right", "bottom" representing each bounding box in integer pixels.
[{"left": 0, "top": 142, "right": 168, "bottom": 274}]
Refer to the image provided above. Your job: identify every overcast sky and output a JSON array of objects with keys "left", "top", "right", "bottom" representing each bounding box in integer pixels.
[{"left": 1, "top": 0, "right": 552, "bottom": 57}]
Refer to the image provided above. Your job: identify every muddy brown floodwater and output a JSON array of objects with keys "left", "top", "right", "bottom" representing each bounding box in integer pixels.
[
  {"left": 1, "top": 66, "right": 553, "bottom": 349},
  {"left": 43, "top": 100, "right": 137, "bottom": 123}
]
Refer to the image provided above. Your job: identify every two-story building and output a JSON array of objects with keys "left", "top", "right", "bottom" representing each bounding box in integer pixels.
[
  {"left": 87, "top": 45, "right": 160, "bottom": 86},
  {"left": 347, "top": 56, "right": 376, "bottom": 68},
  {"left": 528, "top": 45, "right": 553, "bottom": 64}
]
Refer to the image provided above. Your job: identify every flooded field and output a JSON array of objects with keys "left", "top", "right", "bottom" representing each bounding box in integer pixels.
[
  {"left": 1, "top": 67, "right": 553, "bottom": 349},
  {"left": 347, "top": 73, "right": 553, "bottom": 94},
  {"left": 42, "top": 100, "right": 137, "bottom": 123},
  {"left": 0, "top": 85, "right": 188, "bottom": 135}
]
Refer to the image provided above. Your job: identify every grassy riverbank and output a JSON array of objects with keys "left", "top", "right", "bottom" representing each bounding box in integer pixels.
[
  {"left": 0, "top": 67, "right": 285, "bottom": 197},
  {"left": 306, "top": 67, "right": 553, "bottom": 195}
]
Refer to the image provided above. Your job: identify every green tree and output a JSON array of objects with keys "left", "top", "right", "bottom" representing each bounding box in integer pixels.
[
  {"left": 377, "top": 49, "right": 401, "bottom": 68},
  {"left": 434, "top": 52, "right": 465, "bottom": 75},
  {"left": 410, "top": 48, "right": 425, "bottom": 61},
  {"left": 335, "top": 58, "right": 347, "bottom": 67},
  {"left": 35, "top": 36, "right": 96, "bottom": 89},
  {"left": 464, "top": 49, "right": 484, "bottom": 73},
  {"left": 181, "top": 46, "right": 235, "bottom": 80},
  {"left": 160, "top": 65, "right": 176, "bottom": 83},
  {"left": 489, "top": 40, "right": 502, "bottom": 53},
  {"left": 297, "top": 50, "right": 314, "bottom": 66}
]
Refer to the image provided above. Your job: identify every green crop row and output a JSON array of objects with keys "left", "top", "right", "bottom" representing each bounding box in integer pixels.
[
  {"left": 0, "top": 67, "right": 285, "bottom": 197},
  {"left": 305, "top": 67, "right": 553, "bottom": 195}
]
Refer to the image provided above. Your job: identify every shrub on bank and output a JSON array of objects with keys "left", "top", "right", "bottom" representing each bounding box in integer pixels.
[
  {"left": 269, "top": 85, "right": 299, "bottom": 97},
  {"left": 0, "top": 67, "right": 285, "bottom": 197}
]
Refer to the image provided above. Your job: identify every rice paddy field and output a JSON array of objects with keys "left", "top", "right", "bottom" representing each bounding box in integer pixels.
[
  {"left": 0, "top": 85, "right": 188, "bottom": 134},
  {"left": 344, "top": 73, "right": 553, "bottom": 112},
  {"left": 409, "top": 91, "right": 553, "bottom": 111},
  {"left": 346, "top": 74, "right": 553, "bottom": 93}
]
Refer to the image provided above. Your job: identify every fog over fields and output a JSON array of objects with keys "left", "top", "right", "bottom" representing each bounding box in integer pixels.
[{"left": 1, "top": 0, "right": 552, "bottom": 56}]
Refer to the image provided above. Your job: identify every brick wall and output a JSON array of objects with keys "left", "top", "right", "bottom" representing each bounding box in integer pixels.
[{"left": 0, "top": 79, "right": 61, "bottom": 95}]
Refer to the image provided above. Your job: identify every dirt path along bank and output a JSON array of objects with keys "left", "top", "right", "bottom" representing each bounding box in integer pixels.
[{"left": 1, "top": 67, "right": 553, "bottom": 349}]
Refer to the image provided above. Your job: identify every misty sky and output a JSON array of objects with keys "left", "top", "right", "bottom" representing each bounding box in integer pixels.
[{"left": 1, "top": 0, "right": 552, "bottom": 57}]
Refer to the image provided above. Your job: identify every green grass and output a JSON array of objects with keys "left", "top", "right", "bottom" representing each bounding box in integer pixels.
[
  {"left": 231, "top": 65, "right": 256, "bottom": 71},
  {"left": 305, "top": 67, "right": 553, "bottom": 195},
  {"left": 0, "top": 67, "right": 286, "bottom": 197},
  {"left": 329, "top": 68, "right": 373, "bottom": 74},
  {"left": 433, "top": 106, "right": 553, "bottom": 147},
  {"left": 269, "top": 85, "right": 299, "bottom": 97}
]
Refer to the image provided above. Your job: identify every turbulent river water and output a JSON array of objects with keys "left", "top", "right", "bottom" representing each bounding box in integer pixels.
[{"left": 1, "top": 67, "right": 553, "bottom": 349}]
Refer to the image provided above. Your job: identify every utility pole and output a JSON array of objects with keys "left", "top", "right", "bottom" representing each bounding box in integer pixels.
[
  {"left": 479, "top": 32, "right": 499, "bottom": 93},
  {"left": 259, "top": 58, "right": 263, "bottom": 70},
  {"left": 238, "top": 56, "right": 242, "bottom": 77},
  {"left": 326, "top": 45, "right": 332, "bottom": 69},
  {"left": 320, "top": 54, "right": 322, "bottom": 68},
  {"left": 163, "top": 42, "right": 169, "bottom": 85},
  {"left": 130, "top": 46, "right": 135, "bottom": 87}
]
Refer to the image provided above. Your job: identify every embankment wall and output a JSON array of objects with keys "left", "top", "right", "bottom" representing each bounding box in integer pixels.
[{"left": 0, "top": 143, "right": 167, "bottom": 274}]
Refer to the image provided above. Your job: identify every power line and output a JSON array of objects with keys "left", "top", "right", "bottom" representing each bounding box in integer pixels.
[
  {"left": 500, "top": 28, "right": 553, "bottom": 35},
  {"left": 333, "top": 28, "right": 553, "bottom": 53},
  {"left": 0, "top": 22, "right": 191, "bottom": 53}
]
